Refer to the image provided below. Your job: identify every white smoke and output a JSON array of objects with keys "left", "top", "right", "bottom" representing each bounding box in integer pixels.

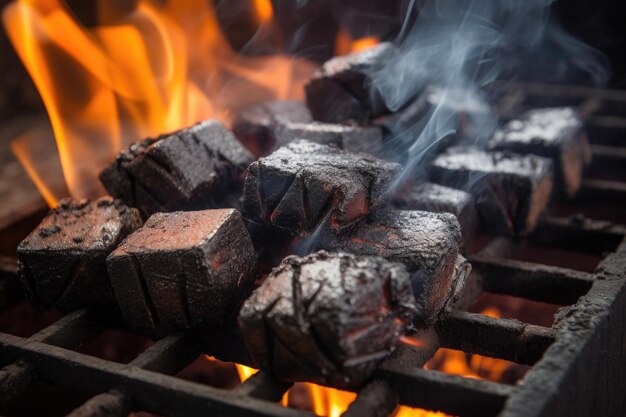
[{"left": 366, "top": 0, "right": 610, "bottom": 186}]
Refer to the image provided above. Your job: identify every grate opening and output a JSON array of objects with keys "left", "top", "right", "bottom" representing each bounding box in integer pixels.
[
  {"left": 425, "top": 347, "right": 530, "bottom": 385},
  {"left": 470, "top": 293, "right": 561, "bottom": 328},
  {"left": 177, "top": 355, "right": 240, "bottom": 390},
  {"left": 75, "top": 329, "right": 153, "bottom": 364},
  {"left": 510, "top": 243, "right": 601, "bottom": 272},
  {"left": 0, "top": 302, "right": 61, "bottom": 338},
  {"left": 2, "top": 381, "right": 92, "bottom": 417}
]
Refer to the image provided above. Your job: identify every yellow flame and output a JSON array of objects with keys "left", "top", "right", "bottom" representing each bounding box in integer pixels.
[
  {"left": 3, "top": 0, "right": 314, "bottom": 203},
  {"left": 424, "top": 307, "right": 514, "bottom": 382},
  {"left": 235, "top": 363, "right": 259, "bottom": 382}
]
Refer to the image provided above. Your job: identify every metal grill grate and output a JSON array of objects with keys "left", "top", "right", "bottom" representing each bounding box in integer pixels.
[{"left": 1, "top": 82, "right": 625, "bottom": 417}]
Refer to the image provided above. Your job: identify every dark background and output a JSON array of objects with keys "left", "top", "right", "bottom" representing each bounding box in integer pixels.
[{"left": 0, "top": 0, "right": 625, "bottom": 123}]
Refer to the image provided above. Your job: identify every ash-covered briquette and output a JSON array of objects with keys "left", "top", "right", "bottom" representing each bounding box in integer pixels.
[
  {"left": 487, "top": 107, "right": 591, "bottom": 197},
  {"left": 305, "top": 42, "right": 397, "bottom": 124},
  {"left": 100, "top": 120, "right": 254, "bottom": 218},
  {"left": 374, "top": 86, "right": 491, "bottom": 138},
  {"left": 232, "top": 100, "right": 384, "bottom": 157},
  {"left": 17, "top": 198, "right": 142, "bottom": 312},
  {"left": 241, "top": 140, "right": 401, "bottom": 236},
  {"left": 274, "top": 122, "right": 384, "bottom": 156},
  {"left": 316, "top": 209, "right": 464, "bottom": 324},
  {"left": 232, "top": 100, "right": 313, "bottom": 157},
  {"left": 238, "top": 251, "right": 417, "bottom": 389},
  {"left": 107, "top": 209, "right": 257, "bottom": 330},
  {"left": 392, "top": 182, "right": 477, "bottom": 250},
  {"left": 430, "top": 146, "right": 553, "bottom": 237},
  {"left": 373, "top": 86, "right": 492, "bottom": 168}
]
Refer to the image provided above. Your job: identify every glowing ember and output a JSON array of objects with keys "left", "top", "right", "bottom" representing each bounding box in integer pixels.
[
  {"left": 3, "top": 0, "right": 316, "bottom": 203},
  {"left": 424, "top": 307, "right": 517, "bottom": 382}
]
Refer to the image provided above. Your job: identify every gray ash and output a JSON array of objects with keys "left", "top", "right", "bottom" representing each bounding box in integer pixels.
[
  {"left": 430, "top": 146, "right": 553, "bottom": 237},
  {"left": 488, "top": 107, "right": 591, "bottom": 197}
]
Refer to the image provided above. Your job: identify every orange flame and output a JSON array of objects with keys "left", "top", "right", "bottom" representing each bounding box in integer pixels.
[
  {"left": 252, "top": 0, "right": 273, "bottom": 25},
  {"left": 10, "top": 127, "right": 69, "bottom": 207},
  {"left": 231, "top": 360, "right": 451, "bottom": 416},
  {"left": 3, "top": 0, "right": 315, "bottom": 204},
  {"left": 424, "top": 307, "right": 514, "bottom": 382},
  {"left": 335, "top": 29, "right": 379, "bottom": 56},
  {"left": 305, "top": 383, "right": 452, "bottom": 417}
]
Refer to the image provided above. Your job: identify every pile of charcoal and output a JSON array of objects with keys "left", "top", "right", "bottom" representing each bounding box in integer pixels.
[{"left": 17, "top": 43, "right": 590, "bottom": 390}]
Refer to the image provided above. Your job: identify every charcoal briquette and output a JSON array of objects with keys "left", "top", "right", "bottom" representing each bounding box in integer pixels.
[
  {"left": 238, "top": 250, "right": 417, "bottom": 389},
  {"left": 17, "top": 198, "right": 142, "bottom": 312},
  {"left": 315, "top": 209, "right": 465, "bottom": 324},
  {"left": 232, "top": 100, "right": 313, "bottom": 157},
  {"left": 107, "top": 209, "right": 257, "bottom": 330},
  {"left": 392, "top": 182, "right": 477, "bottom": 250},
  {"left": 487, "top": 107, "right": 591, "bottom": 197},
  {"left": 305, "top": 42, "right": 397, "bottom": 124},
  {"left": 430, "top": 146, "right": 553, "bottom": 236},
  {"left": 274, "top": 122, "right": 384, "bottom": 156},
  {"left": 241, "top": 140, "right": 401, "bottom": 236},
  {"left": 100, "top": 120, "right": 253, "bottom": 218}
]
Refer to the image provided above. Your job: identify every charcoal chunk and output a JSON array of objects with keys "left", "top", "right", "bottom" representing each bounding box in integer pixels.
[
  {"left": 392, "top": 182, "right": 477, "bottom": 250},
  {"left": 100, "top": 120, "right": 253, "bottom": 218},
  {"left": 315, "top": 210, "right": 464, "bottom": 324},
  {"left": 17, "top": 198, "right": 142, "bottom": 312},
  {"left": 430, "top": 147, "right": 553, "bottom": 236},
  {"left": 305, "top": 42, "right": 397, "bottom": 123},
  {"left": 239, "top": 251, "right": 417, "bottom": 389},
  {"left": 274, "top": 122, "right": 384, "bottom": 156},
  {"left": 241, "top": 140, "right": 401, "bottom": 236},
  {"left": 375, "top": 86, "right": 491, "bottom": 138},
  {"left": 232, "top": 100, "right": 313, "bottom": 157},
  {"left": 373, "top": 86, "right": 492, "bottom": 167},
  {"left": 487, "top": 107, "right": 591, "bottom": 197},
  {"left": 107, "top": 209, "right": 257, "bottom": 330}
]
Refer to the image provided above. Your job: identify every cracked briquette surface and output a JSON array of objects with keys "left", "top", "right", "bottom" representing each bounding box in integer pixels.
[
  {"left": 241, "top": 140, "right": 401, "bottom": 236},
  {"left": 100, "top": 120, "right": 253, "bottom": 218},
  {"left": 238, "top": 250, "right": 417, "bottom": 389},
  {"left": 107, "top": 209, "right": 257, "bottom": 330}
]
